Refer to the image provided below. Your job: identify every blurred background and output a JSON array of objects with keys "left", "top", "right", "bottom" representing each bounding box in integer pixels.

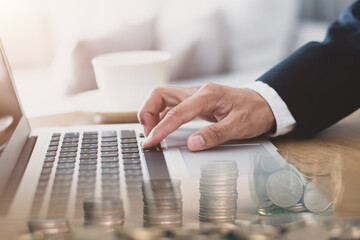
[{"left": 0, "top": 0, "right": 354, "bottom": 118}]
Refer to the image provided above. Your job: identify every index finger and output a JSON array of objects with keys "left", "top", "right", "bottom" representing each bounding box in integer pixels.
[
  {"left": 142, "top": 93, "right": 208, "bottom": 148},
  {"left": 138, "top": 86, "right": 198, "bottom": 136}
]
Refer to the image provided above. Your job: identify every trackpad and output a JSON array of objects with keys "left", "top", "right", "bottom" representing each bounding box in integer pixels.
[{"left": 179, "top": 144, "right": 267, "bottom": 177}]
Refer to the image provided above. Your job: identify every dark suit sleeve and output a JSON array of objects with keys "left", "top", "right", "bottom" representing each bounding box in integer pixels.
[{"left": 257, "top": 1, "right": 360, "bottom": 137}]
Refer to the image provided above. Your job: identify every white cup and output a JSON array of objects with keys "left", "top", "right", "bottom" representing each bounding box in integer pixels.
[{"left": 92, "top": 51, "right": 171, "bottom": 110}]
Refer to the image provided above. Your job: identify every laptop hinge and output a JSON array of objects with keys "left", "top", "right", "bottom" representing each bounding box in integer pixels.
[{"left": 0, "top": 136, "right": 37, "bottom": 215}]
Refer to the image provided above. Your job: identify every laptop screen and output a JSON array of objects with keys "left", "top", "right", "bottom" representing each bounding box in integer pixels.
[{"left": 0, "top": 45, "right": 23, "bottom": 155}]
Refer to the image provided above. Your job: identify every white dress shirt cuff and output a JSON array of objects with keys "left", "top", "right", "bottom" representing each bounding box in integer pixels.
[{"left": 240, "top": 81, "right": 296, "bottom": 137}]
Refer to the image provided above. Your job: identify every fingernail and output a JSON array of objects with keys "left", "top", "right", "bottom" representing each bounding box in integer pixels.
[{"left": 189, "top": 135, "right": 205, "bottom": 150}]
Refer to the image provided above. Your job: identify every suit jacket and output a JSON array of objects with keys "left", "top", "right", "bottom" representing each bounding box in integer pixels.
[{"left": 258, "top": 0, "right": 360, "bottom": 137}]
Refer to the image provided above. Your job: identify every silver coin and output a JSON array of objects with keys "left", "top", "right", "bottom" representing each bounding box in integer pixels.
[
  {"left": 199, "top": 199, "right": 237, "bottom": 205},
  {"left": 200, "top": 191, "right": 238, "bottom": 196},
  {"left": 85, "top": 220, "right": 124, "bottom": 227},
  {"left": 266, "top": 170, "right": 304, "bottom": 208},
  {"left": 200, "top": 185, "right": 237, "bottom": 190},
  {"left": 304, "top": 183, "right": 332, "bottom": 213},
  {"left": 200, "top": 179, "right": 237, "bottom": 185},
  {"left": 83, "top": 198, "right": 123, "bottom": 210},
  {"left": 27, "top": 216, "right": 71, "bottom": 235},
  {"left": 283, "top": 203, "right": 307, "bottom": 212}
]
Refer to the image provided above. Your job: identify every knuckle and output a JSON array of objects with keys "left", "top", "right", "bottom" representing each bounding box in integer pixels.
[
  {"left": 237, "top": 109, "right": 250, "bottom": 122},
  {"left": 206, "top": 124, "right": 224, "bottom": 143},
  {"left": 166, "top": 107, "right": 180, "bottom": 119},
  {"left": 150, "top": 86, "right": 166, "bottom": 96},
  {"left": 202, "top": 83, "right": 219, "bottom": 92},
  {"left": 165, "top": 107, "right": 184, "bottom": 125}
]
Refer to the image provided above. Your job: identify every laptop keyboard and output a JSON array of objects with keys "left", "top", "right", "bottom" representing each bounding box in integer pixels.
[{"left": 30, "top": 130, "right": 144, "bottom": 217}]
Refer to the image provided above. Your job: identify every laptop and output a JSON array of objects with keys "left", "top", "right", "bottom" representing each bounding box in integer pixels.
[{"left": 0, "top": 40, "right": 282, "bottom": 231}]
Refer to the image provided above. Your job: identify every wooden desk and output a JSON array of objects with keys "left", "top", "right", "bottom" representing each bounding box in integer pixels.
[
  {"left": 29, "top": 109, "right": 360, "bottom": 218},
  {"left": 0, "top": 109, "right": 357, "bottom": 239}
]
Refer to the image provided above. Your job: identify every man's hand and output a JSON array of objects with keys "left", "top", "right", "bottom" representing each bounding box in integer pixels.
[{"left": 138, "top": 83, "right": 275, "bottom": 151}]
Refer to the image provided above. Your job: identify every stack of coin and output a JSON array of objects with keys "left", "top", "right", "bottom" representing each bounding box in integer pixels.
[
  {"left": 142, "top": 179, "right": 183, "bottom": 228},
  {"left": 199, "top": 161, "right": 238, "bottom": 223},
  {"left": 27, "top": 216, "right": 71, "bottom": 235},
  {"left": 83, "top": 198, "right": 125, "bottom": 228}
]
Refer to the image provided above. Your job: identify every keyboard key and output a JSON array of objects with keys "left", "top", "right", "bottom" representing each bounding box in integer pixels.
[
  {"left": 101, "top": 142, "right": 118, "bottom": 147},
  {"left": 139, "top": 133, "right": 145, "bottom": 138},
  {"left": 101, "top": 168, "right": 119, "bottom": 174},
  {"left": 120, "top": 130, "right": 136, "bottom": 139},
  {"left": 123, "top": 158, "right": 141, "bottom": 164},
  {"left": 101, "top": 162, "right": 119, "bottom": 168},
  {"left": 101, "top": 157, "right": 119, "bottom": 163},
  {"left": 102, "top": 185, "right": 119, "bottom": 192},
  {"left": 82, "top": 139, "right": 98, "bottom": 144},
  {"left": 64, "top": 132, "right": 80, "bottom": 138},
  {"left": 77, "top": 185, "right": 95, "bottom": 192},
  {"left": 101, "top": 147, "right": 118, "bottom": 152},
  {"left": 47, "top": 146, "right": 58, "bottom": 151},
  {"left": 54, "top": 174, "right": 73, "bottom": 181},
  {"left": 59, "top": 152, "right": 77, "bottom": 158},
  {"left": 42, "top": 162, "right": 54, "bottom": 168},
  {"left": 101, "top": 152, "right": 118, "bottom": 157},
  {"left": 51, "top": 136, "right": 61, "bottom": 141},
  {"left": 79, "top": 159, "right": 97, "bottom": 165},
  {"left": 123, "top": 164, "right": 142, "bottom": 170},
  {"left": 81, "top": 149, "right": 98, "bottom": 154},
  {"left": 102, "top": 131, "right": 117, "bottom": 137},
  {"left": 101, "top": 137, "right": 118, "bottom": 142},
  {"left": 57, "top": 163, "right": 75, "bottom": 169},
  {"left": 46, "top": 151, "right": 57, "bottom": 157},
  {"left": 40, "top": 168, "right": 52, "bottom": 175},
  {"left": 124, "top": 169, "right": 142, "bottom": 176},
  {"left": 49, "top": 140, "right": 60, "bottom": 146},
  {"left": 82, "top": 134, "right": 98, "bottom": 139},
  {"left": 122, "top": 153, "right": 140, "bottom": 159},
  {"left": 78, "top": 171, "right": 96, "bottom": 177},
  {"left": 78, "top": 175, "right": 96, "bottom": 182},
  {"left": 56, "top": 168, "right": 74, "bottom": 175},
  {"left": 44, "top": 157, "right": 56, "bottom": 162},
  {"left": 120, "top": 138, "right": 137, "bottom": 144},
  {"left": 62, "top": 142, "right": 78, "bottom": 147},
  {"left": 62, "top": 138, "right": 79, "bottom": 143},
  {"left": 52, "top": 133, "right": 61, "bottom": 137},
  {"left": 77, "top": 177, "right": 96, "bottom": 184},
  {"left": 58, "top": 158, "right": 76, "bottom": 163},
  {"left": 60, "top": 147, "right": 78, "bottom": 152},
  {"left": 79, "top": 165, "right": 97, "bottom": 171},
  {"left": 39, "top": 174, "right": 50, "bottom": 181},
  {"left": 84, "top": 131, "right": 98, "bottom": 135},
  {"left": 37, "top": 181, "right": 49, "bottom": 189},
  {"left": 80, "top": 153, "right": 98, "bottom": 159},
  {"left": 121, "top": 148, "right": 139, "bottom": 153},
  {"left": 121, "top": 143, "right": 138, "bottom": 148},
  {"left": 81, "top": 144, "right": 98, "bottom": 149},
  {"left": 101, "top": 174, "right": 120, "bottom": 181}
]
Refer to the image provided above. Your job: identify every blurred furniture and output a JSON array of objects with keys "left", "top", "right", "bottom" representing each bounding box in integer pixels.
[{"left": 13, "top": 0, "right": 355, "bottom": 118}]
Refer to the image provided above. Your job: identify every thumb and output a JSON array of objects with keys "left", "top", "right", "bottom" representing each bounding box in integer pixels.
[{"left": 187, "top": 119, "right": 233, "bottom": 151}]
